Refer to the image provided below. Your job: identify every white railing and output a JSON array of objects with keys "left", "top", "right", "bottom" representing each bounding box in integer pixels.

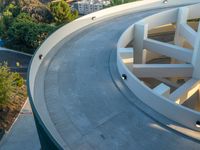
[{"left": 117, "top": 3, "right": 200, "bottom": 131}]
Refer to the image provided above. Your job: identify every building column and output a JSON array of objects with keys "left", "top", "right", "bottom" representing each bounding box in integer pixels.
[
  {"left": 192, "top": 23, "right": 200, "bottom": 79},
  {"left": 133, "top": 22, "right": 148, "bottom": 64},
  {"left": 172, "top": 7, "right": 189, "bottom": 83},
  {"left": 174, "top": 7, "right": 189, "bottom": 47}
]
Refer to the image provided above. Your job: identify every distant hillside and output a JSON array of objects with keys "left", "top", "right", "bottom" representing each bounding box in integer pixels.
[
  {"left": 0, "top": 0, "right": 53, "bottom": 22},
  {"left": 0, "top": 0, "right": 51, "bottom": 5},
  {"left": 20, "top": 0, "right": 53, "bottom": 23}
]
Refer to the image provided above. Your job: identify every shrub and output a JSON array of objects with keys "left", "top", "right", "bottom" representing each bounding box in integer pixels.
[
  {"left": 49, "top": 0, "right": 78, "bottom": 25},
  {"left": 6, "top": 13, "right": 56, "bottom": 53},
  {"left": 0, "top": 63, "right": 25, "bottom": 106}
]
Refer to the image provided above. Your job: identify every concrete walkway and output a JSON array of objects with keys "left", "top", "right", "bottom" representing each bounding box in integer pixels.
[
  {"left": 0, "top": 101, "right": 40, "bottom": 150},
  {"left": 33, "top": 7, "right": 200, "bottom": 150}
]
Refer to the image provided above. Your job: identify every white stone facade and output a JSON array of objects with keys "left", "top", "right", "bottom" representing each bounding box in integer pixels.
[{"left": 73, "top": 1, "right": 103, "bottom": 15}]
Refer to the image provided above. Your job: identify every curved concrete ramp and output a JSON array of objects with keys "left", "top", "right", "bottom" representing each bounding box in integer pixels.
[{"left": 34, "top": 8, "right": 200, "bottom": 150}]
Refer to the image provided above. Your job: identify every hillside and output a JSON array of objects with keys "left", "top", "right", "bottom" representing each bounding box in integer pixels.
[{"left": 0, "top": 0, "right": 53, "bottom": 22}]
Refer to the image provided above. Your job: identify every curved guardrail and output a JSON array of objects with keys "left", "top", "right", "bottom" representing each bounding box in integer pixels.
[
  {"left": 27, "top": 0, "right": 200, "bottom": 149},
  {"left": 117, "top": 3, "right": 200, "bottom": 131}
]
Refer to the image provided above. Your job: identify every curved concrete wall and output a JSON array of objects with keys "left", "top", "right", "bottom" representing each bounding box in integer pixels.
[
  {"left": 28, "top": 0, "right": 200, "bottom": 149},
  {"left": 117, "top": 3, "right": 200, "bottom": 131}
]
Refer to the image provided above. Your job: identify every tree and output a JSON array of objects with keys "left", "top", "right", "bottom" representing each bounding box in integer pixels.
[
  {"left": 6, "top": 13, "right": 56, "bottom": 53},
  {"left": 0, "top": 3, "right": 20, "bottom": 39},
  {"left": 0, "top": 1, "right": 76, "bottom": 53},
  {"left": 0, "top": 19, "right": 5, "bottom": 38},
  {"left": 49, "top": 0, "right": 78, "bottom": 25},
  {"left": 0, "top": 63, "right": 24, "bottom": 106},
  {"left": 3, "top": 3, "right": 20, "bottom": 17},
  {"left": 13, "top": 12, "right": 35, "bottom": 23}
]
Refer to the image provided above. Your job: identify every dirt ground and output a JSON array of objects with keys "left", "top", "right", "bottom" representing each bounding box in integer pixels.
[{"left": 0, "top": 85, "right": 27, "bottom": 139}]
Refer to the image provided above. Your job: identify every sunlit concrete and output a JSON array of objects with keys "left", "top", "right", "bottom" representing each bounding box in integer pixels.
[
  {"left": 144, "top": 38, "right": 193, "bottom": 63},
  {"left": 170, "top": 79, "right": 200, "bottom": 104}
]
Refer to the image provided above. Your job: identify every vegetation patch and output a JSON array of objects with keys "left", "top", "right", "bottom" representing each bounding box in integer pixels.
[
  {"left": 0, "top": 0, "right": 78, "bottom": 54},
  {"left": 0, "top": 63, "right": 27, "bottom": 135}
]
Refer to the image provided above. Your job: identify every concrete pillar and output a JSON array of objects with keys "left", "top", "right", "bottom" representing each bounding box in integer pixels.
[
  {"left": 174, "top": 7, "right": 189, "bottom": 47},
  {"left": 172, "top": 7, "right": 189, "bottom": 82},
  {"left": 153, "top": 83, "right": 170, "bottom": 98},
  {"left": 133, "top": 22, "right": 148, "bottom": 64},
  {"left": 192, "top": 23, "right": 200, "bottom": 79}
]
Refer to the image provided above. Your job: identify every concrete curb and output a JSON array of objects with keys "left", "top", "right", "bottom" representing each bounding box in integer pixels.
[
  {"left": 0, "top": 98, "right": 28, "bottom": 145},
  {"left": 0, "top": 47, "right": 33, "bottom": 57}
]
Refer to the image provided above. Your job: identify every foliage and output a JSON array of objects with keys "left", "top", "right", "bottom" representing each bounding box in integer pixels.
[
  {"left": 6, "top": 13, "right": 56, "bottom": 53},
  {"left": 3, "top": 3, "right": 20, "bottom": 17},
  {"left": 13, "top": 12, "right": 34, "bottom": 23},
  {"left": 0, "top": 63, "right": 24, "bottom": 106},
  {"left": 0, "top": 1, "right": 77, "bottom": 53},
  {"left": 0, "top": 3, "right": 20, "bottom": 39},
  {"left": 49, "top": 0, "right": 78, "bottom": 25},
  {"left": 21, "top": 3, "right": 53, "bottom": 23},
  {"left": 0, "top": 19, "right": 4, "bottom": 37}
]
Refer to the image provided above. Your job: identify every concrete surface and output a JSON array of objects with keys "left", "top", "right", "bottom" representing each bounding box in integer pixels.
[
  {"left": 0, "top": 48, "right": 32, "bottom": 78},
  {"left": 0, "top": 101, "right": 40, "bottom": 150},
  {"left": 0, "top": 48, "right": 31, "bottom": 67},
  {"left": 33, "top": 7, "right": 200, "bottom": 150},
  {"left": 0, "top": 2, "right": 200, "bottom": 150}
]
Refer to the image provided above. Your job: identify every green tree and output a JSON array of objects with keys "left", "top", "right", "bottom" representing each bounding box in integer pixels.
[
  {"left": 0, "top": 63, "right": 24, "bottom": 106},
  {"left": 0, "top": 19, "right": 5, "bottom": 37},
  {"left": 0, "top": 1, "right": 76, "bottom": 53},
  {"left": 3, "top": 3, "right": 20, "bottom": 17},
  {"left": 13, "top": 12, "right": 34, "bottom": 23},
  {"left": 0, "top": 3, "right": 20, "bottom": 39},
  {"left": 6, "top": 13, "right": 56, "bottom": 53},
  {"left": 49, "top": 0, "right": 78, "bottom": 25}
]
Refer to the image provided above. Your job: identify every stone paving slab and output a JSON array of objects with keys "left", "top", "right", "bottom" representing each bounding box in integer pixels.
[{"left": 0, "top": 101, "right": 40, "bottom": 150}]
